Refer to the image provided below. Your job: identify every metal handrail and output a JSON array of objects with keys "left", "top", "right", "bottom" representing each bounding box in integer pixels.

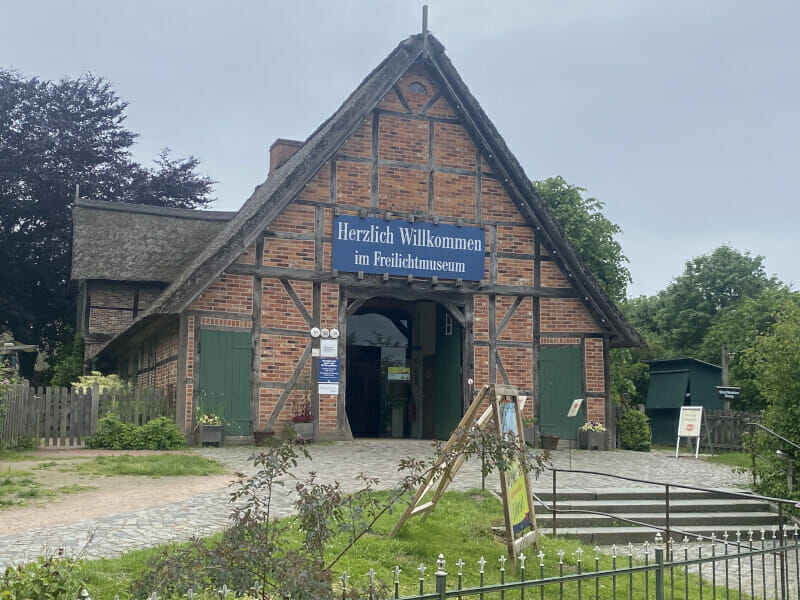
[
  {"left": 542, "top": 462, "right": 799, "bottom": 571},
  {"left": 747, "top": 422, "right": 800, "bottom": 453}
]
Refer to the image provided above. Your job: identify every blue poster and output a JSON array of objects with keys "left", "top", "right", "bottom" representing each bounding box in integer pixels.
[
  {"left": 332, "top": 216, "right": 485, "bottom": 281},
  {"left": 318, "top": 359, "right": 340, "bottom": 383}
]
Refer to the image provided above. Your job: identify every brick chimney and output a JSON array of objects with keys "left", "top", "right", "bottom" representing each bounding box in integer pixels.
[{"left": 269, "top": 138, "right": 303, "bottom": 174}]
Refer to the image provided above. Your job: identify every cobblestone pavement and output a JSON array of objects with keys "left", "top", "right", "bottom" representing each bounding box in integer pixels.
[{"left": 0, "top": 442, "right": 751, "bottom": 571}]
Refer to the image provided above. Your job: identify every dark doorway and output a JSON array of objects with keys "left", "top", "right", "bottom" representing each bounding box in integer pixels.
[{"left": 345, "top": 298, "right": 463, "bottom": 439}]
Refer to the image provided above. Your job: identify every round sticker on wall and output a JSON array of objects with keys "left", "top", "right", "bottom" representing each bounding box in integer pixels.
[
  {"left": 330, "top": 328, "right": 340, "bottom": 339},
  {"left": 320, "top": 328, "right": 330, "bottom": 338},
  {"left": 310, "top": 327, "right": 321, "bottom": 338}
]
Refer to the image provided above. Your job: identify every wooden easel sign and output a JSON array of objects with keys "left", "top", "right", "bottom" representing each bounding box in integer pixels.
[
  {"left": 675, "top": 405, "right": 703, "bottom": 458},
  {"left": 492, "top": 385, "right": 537, "bottom": 560},
  {"left": 390, "top": 384, "right": 537, "bottom": 561}
]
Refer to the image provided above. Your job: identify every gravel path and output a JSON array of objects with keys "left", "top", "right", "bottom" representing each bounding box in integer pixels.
[{"left": 0, "top": 442, "right": 750, "bottom": 571}]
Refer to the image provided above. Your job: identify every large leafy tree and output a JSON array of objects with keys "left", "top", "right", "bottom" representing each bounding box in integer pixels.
[
  {"left": 742, "top": 302, "right": 800, "bottom": 499},
  {"left": 533, "top": 176, "right": 631, "bottom": 302},
  {"left": 647, "top": 245, "right": 778, "bottom": 356},
  {"left": 0, "top": 69, "right": 214, "bottom": 350},
  {"left": 700, "top": 288, "right": 799, "bottom": 410}
]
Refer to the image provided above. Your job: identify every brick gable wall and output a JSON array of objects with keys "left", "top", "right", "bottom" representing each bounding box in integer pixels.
[{"left": 120, "top": 61, "right": 612, "bottom": 438}]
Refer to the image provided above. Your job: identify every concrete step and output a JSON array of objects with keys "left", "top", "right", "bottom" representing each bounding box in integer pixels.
[
  {"left": 536, "top": 511, "right": 783, "bottom": 529},
  {"left": 532, "top": 486, "right": 784, "bottom": 545},
  {"left": 531, "top": 487, "right": 755, "bottom": 502},
  {"left": 534, "top": 498, "right": 769, "bottom": 515}
]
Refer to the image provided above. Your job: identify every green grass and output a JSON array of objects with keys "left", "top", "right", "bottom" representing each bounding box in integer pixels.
[
  {"left": 74, "top": 454, "right": 225, "bottom": 478},
  {"left": 80, "top": 490, "right": 747, "bottom": 600},
  {"left": 0, "top": 469, "right": 45, "bottom": 507},
  {"left": 704, "top": 451, "right": 759, "bottom": 470}
]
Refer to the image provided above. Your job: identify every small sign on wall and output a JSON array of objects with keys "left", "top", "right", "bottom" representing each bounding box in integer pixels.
[
  {"left": 318, "top": 358, "right": 340, "bottom": 395},
  {"left": 320, "top": 339, "right": 338, "bottom": 358}
]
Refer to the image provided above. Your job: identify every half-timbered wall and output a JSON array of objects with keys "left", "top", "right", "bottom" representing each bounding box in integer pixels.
[
  {"left": 81, "top": 280, "right": 166, "bottom": 359},
  {"left": 179, "top": 60, "right": 611, "bottom": 438}
]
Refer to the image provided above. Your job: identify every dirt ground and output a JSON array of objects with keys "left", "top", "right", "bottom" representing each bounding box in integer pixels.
[{"left": 0, "top": 449, "right": 234, "bottom": 535}]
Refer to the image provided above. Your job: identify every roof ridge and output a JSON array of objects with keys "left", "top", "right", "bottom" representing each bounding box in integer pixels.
[{"left": 74, "top": 198, "right": 236, "bottom": 221}]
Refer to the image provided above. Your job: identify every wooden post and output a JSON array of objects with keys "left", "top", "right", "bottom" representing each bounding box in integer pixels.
[
  {"left": 91, "top": 383, "right": 100, "bottom": 435},
  {"left": 721, "top": 344, "right": 730, "bottom": 411}
]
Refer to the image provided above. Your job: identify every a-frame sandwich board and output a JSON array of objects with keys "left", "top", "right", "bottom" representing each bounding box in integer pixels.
[{"left": 390, "top": 384, "right": 537, "bottom": 560}]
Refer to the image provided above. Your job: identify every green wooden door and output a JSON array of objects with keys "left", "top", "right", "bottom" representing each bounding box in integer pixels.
[
  {"left": 433, "top": 305, "right": 462, "bottom": 440},
  {"left": 539, "top": 345, "right": 582, "bottom": 440},
  {"left": 198, "top": 330, "right": 252, "bottom": 435}
]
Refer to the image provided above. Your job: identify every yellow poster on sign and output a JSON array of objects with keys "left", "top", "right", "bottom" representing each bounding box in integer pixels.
[
  {"left": 503, "top": 402, "right": 532, "bottom": 535},
  {"left": 508, "top": 462, "right": 531, "bottom": 534}
]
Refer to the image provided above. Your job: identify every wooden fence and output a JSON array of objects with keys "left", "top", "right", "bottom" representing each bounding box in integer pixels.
[
  {"left": 703, "top": 409, "right": 761, "bottom": 450},
  {"left": 0, "top": 385, "right": 175, "bottom": 449}
]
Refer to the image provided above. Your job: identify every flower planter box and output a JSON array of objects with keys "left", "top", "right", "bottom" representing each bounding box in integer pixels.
[
  {"left": 540, "top": 434, "right": 560, "bottom": 450},
  {"left": 199, "top": 424, "right": 224, "bottom": 447},
  {"left": 578, "top": 430, "right": 606, "bottom": 450},
  {"left": 253, "top": 430, "right": 274, "bottom": 447},
  {"left": 294, "top": 422, "right": 314, "bottom": 441}
]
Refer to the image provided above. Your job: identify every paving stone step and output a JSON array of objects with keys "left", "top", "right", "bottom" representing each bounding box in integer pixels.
[
  {"left": 531, "top": 487, "right": 755, "bottom": 502},
  {"left": 532, "top": 486, "right": 785, "bottom": 545},
  {"left": 536, "top": 511, "right": 785, "bottom": 528},
  {"left": 534, "top": 498, "right": 769, "bottom": 514}
]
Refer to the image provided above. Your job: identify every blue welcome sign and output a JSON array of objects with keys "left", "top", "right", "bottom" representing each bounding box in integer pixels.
[{"left": 332, "top": 216, "right": 485, "bottom": 281}]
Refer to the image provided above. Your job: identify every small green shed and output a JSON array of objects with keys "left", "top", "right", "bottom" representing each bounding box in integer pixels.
[{"left": 645, "top": 358, "right": 722, "bottom": 445}]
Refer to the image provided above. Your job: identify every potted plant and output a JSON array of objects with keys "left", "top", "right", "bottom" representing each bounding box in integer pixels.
[
  {"left": 198, "top": 412, "right": 224, "bottom": 446},
  {"left": 578, "top": 420, "right": 607, "bottom": 450},
  {"left": 253, "top": 429, "right": 275, "bottom": 447},
  {"left": 540, "top": 432, "right": 560, "bottom": 450},
  {"left": 292, "top": 398, "right": 314, "bottom": 441}
]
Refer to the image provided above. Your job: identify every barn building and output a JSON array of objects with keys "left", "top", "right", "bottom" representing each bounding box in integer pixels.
[{"left": 71, "top": 32, "right": 643, "bottom": 445}]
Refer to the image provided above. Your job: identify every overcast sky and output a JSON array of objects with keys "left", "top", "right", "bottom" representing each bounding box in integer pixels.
[{"left": 3, "top": 1, "right": 797, "bottom": 297}]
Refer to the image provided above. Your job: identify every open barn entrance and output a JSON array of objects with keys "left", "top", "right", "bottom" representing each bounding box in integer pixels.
[{"left": 345, "top": 299, "right": 463, "bottom": 439}]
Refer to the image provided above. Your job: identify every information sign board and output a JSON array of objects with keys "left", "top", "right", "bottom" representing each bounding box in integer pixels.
[
  {"left": 332, "top": 216, "right": 485, "bottom": 281},
  {"left": 716, "top": 386, "right": 741, "bottom": 402},
  {"left": 320, "top": 339, "right": 338, "bottom": 358},
  {"left": 387, "top": 366, "right": 410, "bottom": 381},
  {"left": 676, "top": 406, "right": 704, "bottom": 458},
  {"left": 567, "top": 398, "right": 584, "bottom": 417},
  {"left": 318, "top": 358, "right": 340, "bottom": 383}
]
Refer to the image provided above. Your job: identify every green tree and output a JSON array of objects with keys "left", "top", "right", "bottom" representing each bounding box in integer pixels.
[
  {"left": 654, "top": 246, "right": 778, "bottom": 355},
  {"left": 741, "top": 302, "right": 800, "bottom": 500},
  {"left": 0, "top": 68, "right": 215, "bottom": 352},
  {"left": 700, "top": 288, "right": 799, "bottom": 410},
  {"left": 533, "top": 176, "right": 631, "bottom": 301},
  {"left": 744, "top": 302, "right": 800, "bottom": 440},
  {"left": 49, "top": 329, "right": 84, "bottom": 387}
]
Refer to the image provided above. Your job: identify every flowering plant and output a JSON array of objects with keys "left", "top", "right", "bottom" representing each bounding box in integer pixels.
[
  {"left": 579, "top": 420, "right": 606, "bottom": 432},
  {"left": 198, "top": 413, "right": 222, "bottom": 426},
  {"left": 292, "top": 401, "right": 314, "bottom": 423}
]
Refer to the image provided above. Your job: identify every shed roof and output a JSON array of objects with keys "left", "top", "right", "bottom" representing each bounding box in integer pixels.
[
  {"left": 646, "top": 358, "right": 721, "bottom": 373},
  {"left": 71, "top": 199, "right": 235, "bottom": 282},
  {"left": 97, "top": 32, "right": 644, "bottom": 356}
]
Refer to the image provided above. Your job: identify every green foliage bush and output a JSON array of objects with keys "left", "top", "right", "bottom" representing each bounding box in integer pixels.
[
  {"left": 618, "top": 409, "right": 651, "bottom": 452},
  {"left": 87, "top": 415, "right": 185, "bottom": 450},
  {"left": 1, "top": 555, "right": 85, "bottom": 598}
]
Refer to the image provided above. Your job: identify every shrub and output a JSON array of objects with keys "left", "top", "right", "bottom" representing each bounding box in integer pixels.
[
  {"left": 87, "top": 415, "right": 185, "bottom": 450},
  {"left": 618, "top": 409, "right": 651, "bottom": 451},
  {"left": 1, "top": 555, "right": 85, "bottom": 598},
  {"left": 72, "top": 371, "right": 129, "bottom": 394}
]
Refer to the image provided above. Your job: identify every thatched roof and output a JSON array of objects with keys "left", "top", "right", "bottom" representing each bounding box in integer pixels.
[
  {"left": 98, "top": 32, "right": 643, "bottom": 353},
  {"left": 71, "top": 199, "right": 235, "bottom": 282}
]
